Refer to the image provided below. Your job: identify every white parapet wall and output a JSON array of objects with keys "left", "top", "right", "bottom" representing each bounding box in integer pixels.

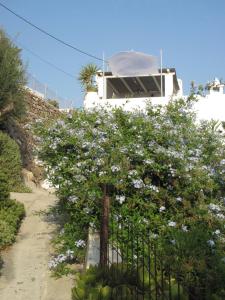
[
  {"left": 84, "top": 93, "right": 169, "bottom": 112},
  {"left": 84, "top": 91, "right": 225, "bottom": 123}
]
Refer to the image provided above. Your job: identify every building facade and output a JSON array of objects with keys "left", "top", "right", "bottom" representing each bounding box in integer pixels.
[{"left": 84, "top": 72, "right": 225, "bottom": 123}]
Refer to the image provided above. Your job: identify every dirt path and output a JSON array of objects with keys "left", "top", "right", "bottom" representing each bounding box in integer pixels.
[{"left": 0, "top": 186, "right": 74, "bottom": 300}]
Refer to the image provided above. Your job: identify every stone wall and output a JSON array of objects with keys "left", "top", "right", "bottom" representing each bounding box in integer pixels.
[
  {"left": 4, "top": 89, "right": 62, "bottom": 181},
  {"left": 22, "top": 89, "right": 61, "bottom": 124}
]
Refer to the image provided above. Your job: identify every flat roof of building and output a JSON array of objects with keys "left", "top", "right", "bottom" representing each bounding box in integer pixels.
[{"left": 97, "top": 68, "right": 180, "bottom": 94}]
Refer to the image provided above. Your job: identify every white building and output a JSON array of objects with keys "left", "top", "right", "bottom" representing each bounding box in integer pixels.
[
  {"left": 194, "top": 78, "right": 225, "bottom": 122},
  {"left": 84, "top": 68, "right": 183, "bottom": 111},
  {"left": 84, "top": 52, "right": 225, "bottom": 123}
]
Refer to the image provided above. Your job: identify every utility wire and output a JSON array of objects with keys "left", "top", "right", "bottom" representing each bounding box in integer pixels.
[
  {"left": 0, "top": 2, "right": 105, "bottom": 62},
  {"left": 10, "top": 35, "right": 76, "bottom": 79},
  {"left": 23, "top": 46, "right": 75, "bottom": 79}
]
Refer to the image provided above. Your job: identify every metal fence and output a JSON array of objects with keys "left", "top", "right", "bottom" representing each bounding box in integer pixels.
[
  {"left": 106, "top": 216, "right": 197, "bottom": 300},
  {"left": 26, "top": 72, "right": 74, "bottom": 108}
]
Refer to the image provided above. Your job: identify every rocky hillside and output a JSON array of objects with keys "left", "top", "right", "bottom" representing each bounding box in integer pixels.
[{"left": 4, "top": 89, "right": 62, "bottom": 181}]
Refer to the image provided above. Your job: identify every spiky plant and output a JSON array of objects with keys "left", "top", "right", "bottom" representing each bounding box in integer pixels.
[{"left": 78, "top": 64, "right": 98, "bottom": 93}]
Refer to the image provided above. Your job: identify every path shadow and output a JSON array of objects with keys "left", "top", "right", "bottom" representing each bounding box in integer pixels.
[
  {"left": 0, "top": 256, "right": 4, "bottom": 276},
  {"left": 34, "top": 201, "right": 68, "bottom": 237}
]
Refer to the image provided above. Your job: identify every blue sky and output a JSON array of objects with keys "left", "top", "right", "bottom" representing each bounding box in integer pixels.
[{"left": 0, "top": 0, "right": 225, "bottom": 108}]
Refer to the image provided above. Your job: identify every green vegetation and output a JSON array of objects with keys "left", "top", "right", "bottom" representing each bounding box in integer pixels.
[
  {"left": 0, "top": 28, "right": 26, "bottom": 123},
  {"left": 37, "top": 97, "right": 225, "bottom": 297},
  {"left": 47, "top": 99, "right": 59, "bottom": 109},
  {"left": 0, "top": 170, "right": 25, "bottom": 249},
  {"left": 0, "top": 171, "right": 10, "bottom": 201},
  {"left": 78, "top": 63, "right": 98, "bottom": 93},
  {"left": 0, "top": 199, "right": 25, "bottom": 248},
  {"left": 72, "top": 264, "right": 188, "bottom": 300},
  {"left": 0, "top": 131, "right": 29, "bottom": 192}
]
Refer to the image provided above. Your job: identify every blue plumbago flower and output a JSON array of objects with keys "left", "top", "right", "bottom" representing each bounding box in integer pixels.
[
  {"left": 208, "top": 203, "right": 221, "bottom": 212},
  {"left": 154, "top": 123, "right": 161, "bottom": 130},
  {"left": 146, "top": 184, "right": 159, "bottom": 193},
  {"left": 171, "top": 239, "right": 176, "bottom": 245},
  {"left": 95, "top": 119, "right": 101, "bottom": 125},
  {"left": 75, "top": 175, "right": 86, "bottom": 182},
  {"left": 176, "top": 197, "right": 183, "bottom": 202},
  {"left": 144, "top": 159, "right": 153, "bottom": 165},
  {"left": 207, "top": 240, "right": 215, "bottom": 247},
  {"left": 213, "top": 229, "right": 221, "bottom": 235},
  {"left": 75, "top": 240, "right": 86, "bottom": 248},
  {"left": 159, "top": 206, "right": 166, "bottom": 212},
  {"left": 48, "top": 250, "right": 74, "bottom": 269},
  {"left": 132, "top": 179, "right": 144, "bottom": 189},
  {"left": 65, "top": 249, "right": 74, "bottom": 259},
  {"left": 120, "top": 146, "right": 128, "bottom": 153},
  {"left": 116, "top": 195, "right": 126, "bottom": 204},
  {"left": 110, "top": 124, "right": 118, "bottom": 131},
  {"left": 168, "top": 221, "right": 176, "bottom": 227},
  {"left": 99, "top": 171, "right": 106, "bottom": 176},
  {"left": 148, "top": 141, "right": 157, "bottom": 148},
  {"left": 182, "top": 225, "right": 188, "bottom": 232},
  {"left": 169, "top": 167, "right": 176, "bottom": 177},
  {"left": 96, "top": 158, "right": 104, "bottom": 166},
  {"left": 128, "top": 170, "right": 138, "bottom": 177},
  {"left": 111, "top": 165, "right": 120, "bottom": 172},
  {"left": 220, "top": 159, "right": 225, "bottom": 165},
  {"left": 216, "top": 213, "right": 225, "bottom": 220},
  {"left": 150, "top": 233, "right": 158, "bottom": 239},
  {"left": 68, "top": 196, "right": 78, "bottom": 203}
]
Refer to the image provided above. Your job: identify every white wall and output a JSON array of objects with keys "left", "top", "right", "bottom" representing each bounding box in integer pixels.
[
  {"left": 84, "top": 92, "right": 225, "bottom": 123},
  {"left": 177, "top": 79, "right": 183, "bottom": 97},
  {"left": 164, "top": 73, "right": 174, "bottom": 97},
  {"left": 84, "top": 94, "right": 169, "bottom": 112},
  {"left": 84, "top": 76, "right": 225, "bottom": 123},
  {"left": 194, "top": 94, "right": 225, "bottom": 122}
]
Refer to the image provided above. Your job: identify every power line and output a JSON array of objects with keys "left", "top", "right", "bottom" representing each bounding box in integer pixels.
[
  {"left": 23, "top": 46, "right": 75, "bottom": 78},
  {"left": 8, "top": 34, "right": 76, "bottom": 79},
  {"left": 0, "top": 2, "right": 105, "bottom": 62}
]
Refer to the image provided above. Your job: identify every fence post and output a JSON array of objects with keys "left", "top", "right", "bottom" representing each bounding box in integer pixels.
[
  {"left": 100, "top": 184, "right": 110, "bottom": 267},
  {"left": 44, "top": 84, "right": 47, "bottom": 99}
]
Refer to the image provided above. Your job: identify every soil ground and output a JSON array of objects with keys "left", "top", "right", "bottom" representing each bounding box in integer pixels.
[{"left": 0, "top": 185, "right": 75, "bottom": 300}]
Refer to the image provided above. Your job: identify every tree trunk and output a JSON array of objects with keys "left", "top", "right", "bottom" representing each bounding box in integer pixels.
[
  {"left": 100, "top": 185, "right": 110, "bottom": 268},
  {"left": 188, "top": 287, "right": 200, "bottom": 300}
]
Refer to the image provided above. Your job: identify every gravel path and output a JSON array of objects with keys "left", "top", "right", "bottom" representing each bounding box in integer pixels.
[{"left": 0, "top": 186, "right": 74, "bottom": 300}]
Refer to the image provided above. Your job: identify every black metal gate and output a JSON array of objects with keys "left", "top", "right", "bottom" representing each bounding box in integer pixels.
[{"left": 106, "top": 217, "right": 185, "bottom": 300}]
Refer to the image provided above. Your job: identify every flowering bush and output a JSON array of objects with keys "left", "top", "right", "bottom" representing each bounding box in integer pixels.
[{"left": 37, "top": 98, "right": 225, "bottom": 296}]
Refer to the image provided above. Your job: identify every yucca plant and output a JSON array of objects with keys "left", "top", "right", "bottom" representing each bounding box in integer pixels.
[{"left": 78, "top": 63, "right": 98, "bottom": 93}]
